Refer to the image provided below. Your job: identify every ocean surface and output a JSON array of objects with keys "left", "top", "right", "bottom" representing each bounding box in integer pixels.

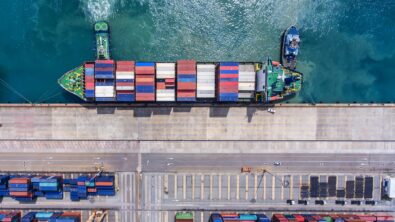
[{"left": 0, "top": 0, "right": 394, "bottom": 103}]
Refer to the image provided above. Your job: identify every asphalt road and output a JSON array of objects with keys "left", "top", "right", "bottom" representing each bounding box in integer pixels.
[
  {"left": 0, "top": 153, "right": 137, "bottom": 172},
  {"left": 142, "top": 153, "right": 395, "bottom": 173}
]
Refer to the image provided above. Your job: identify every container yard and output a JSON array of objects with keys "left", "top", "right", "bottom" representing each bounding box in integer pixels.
[{"left": 0, "top": 174, "right": 115, "bottom": 202}]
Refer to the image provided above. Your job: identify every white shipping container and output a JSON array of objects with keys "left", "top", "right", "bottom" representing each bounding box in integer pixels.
[
  {"left": 238, "top": 82, "right": 255, "bottom": 91},
  {"left": 197, "top": 64, "right": 215, "bottom": 98},
  {"left": 116, "top": 86, "right": 134, "bottom": 90},
  {"left": 238, "top": 92, "right": 254, "bottom": 98},
  {"left": 116, "top": 71, "right": 134, "bottom": 79},
  {"left": 239, "top": 64, "right": 255, "bottom": 72}
]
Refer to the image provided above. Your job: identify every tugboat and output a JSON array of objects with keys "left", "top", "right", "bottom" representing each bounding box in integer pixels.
[{"left": 281, "top": 26, "right": 300, "bottom": 70}]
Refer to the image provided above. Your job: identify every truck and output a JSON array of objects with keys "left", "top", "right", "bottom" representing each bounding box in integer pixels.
[{"left": 383, "top": 177, "right": 395, "bottom": 199}]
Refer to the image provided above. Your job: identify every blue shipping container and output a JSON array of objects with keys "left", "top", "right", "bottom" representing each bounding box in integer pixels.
[
  {"left": 136, "top": 62, "right": 155, "bottom": 67},
  {"left": 219, "top": 78, "right": 238, "bottom": 82},
  {"left": 117, "top": 94, "right": 135, "bottom": 102},
  {"left": 95, "top": 63, "right": 114, "bottom": 68},
  {"left": 219, "top": 70, "right": 239, "bottom": 74},
  {"left": 178, "top": 77, "right": 196, "bottom": 83},
  {"left": 220, "top": 62, "right": 239, "bottom": 66},
  {"left": 95, "top": 97, "right": 116, "bottom": 102},
  {"left": 136, "top": 85, "right": 154, "bottom": 93}
]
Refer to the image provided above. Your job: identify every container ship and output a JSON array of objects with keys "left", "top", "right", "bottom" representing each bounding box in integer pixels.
[{"left": 59, "top": 22, "right": 303, "bottom": 103}]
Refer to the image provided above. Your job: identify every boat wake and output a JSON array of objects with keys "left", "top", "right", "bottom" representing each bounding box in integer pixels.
[{"left": 80, "top": 0, "right": 118, "bottom": 22}]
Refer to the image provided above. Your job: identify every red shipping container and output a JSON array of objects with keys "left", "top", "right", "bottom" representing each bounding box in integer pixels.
[
  {"left": 85, "top": 64, "right": 94, "bottom": 68},
  {"left": 220, "top": 66, "right": 239, "bottom": 70},
  {"left": 61, "top": 212, "right": 81, "bottom": 218},
  {"left": 135, "top": 67, "right": 155, "bottom": 74},
  {"left": 165, "top": 78, "right": 175, "bottom": 83},
  {"left": 85, "top": 83, "right": 94, "bottom": 88},
  {"left": 136, "top": 76, "right": 155, "bottom": 82},
  {"left": 177, "top": 82, "right": 196, "bottom": 90},
  {"left": 87, "top": 188, "right": 97, "bottom": 192},
  {"left": 95, "top": 181, "right": 114, "bottom": 186},
  {"left": 95, "top": 60, "right": 114, "bottom": 64},
  {"left": 221, "top": 213, "right": 238, "bottom": 217},
  {"left": 9, "top": 178, "right": 30, "bottom": 183},
  {"left": 136, "top": 82, "right": 154, "bottom": 86},
  {"left": 156, "top": 83, "right": 166, "bottom": 89},
  {"left": 219, "top": 74, "right": 239, "bottom": 78},
  {"left": 10, "top": 191, "right": 32, "bottom": 197},
  {"left": 116, "top": 82, "right": 133, "bottom": 86},
  {"left": 177, "top": 91, "right": 196, "bottom": 97},
  {"left": 136, "top": 94, "right": 155, "bottom": 101}
]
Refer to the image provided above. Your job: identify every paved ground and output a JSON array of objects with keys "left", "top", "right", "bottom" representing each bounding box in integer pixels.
[
  {"left": 0, "top": 106, "right": 394, "bottom": 142},
  {"left": 0, "top": 105, "right": 395, "bottom": 221}
]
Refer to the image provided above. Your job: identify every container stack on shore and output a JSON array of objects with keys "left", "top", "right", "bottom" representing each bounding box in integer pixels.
[
  {"left": 116, "top": 61, "right": 135, "bottom": 102},
  {"left": 22, "top": 211, "right": 81, "bottom": 222},
  {"left": 135, "top": 62, "right": 156, "bottom": 101},
  {"left": 175, "top": 212, "right": 194, "bottom": 222},
  {"left": 0, "top": 211, "right": 21, "bottom": 221},
  {"left": 156, "top": 63, "right": 176, "bottom": 101},
  {"left": 177, "top": 60, "right": 197, "bottom": 101},
  {"left": 0, "top": 175, "right": 9, "bottom": 197},
  {"left": 84, "top": 63, "right": 95, "bottom": 99},
  {"left": 32, "top": 176, "right": 63, "bottom": 200},
  {"left": 65, "top": 175, "right": 115, "bottom": 201},
  {"left": 238, "top": 64, "right": 256, "bottom": 101},
  {"left": 95, "top": 175, "right": 115, "bottom": 196},
  {"left": 217, "top": 62, "right": 239, "bottom": 102},
  {"left": 95, "top": 60, "right": 115, "bottom": 101},
  {"left": 197, "top": 63, "right": 216, "bottom": 99},
  {"left": 9, "top": 177, "right": 33, "bottom": 201}
]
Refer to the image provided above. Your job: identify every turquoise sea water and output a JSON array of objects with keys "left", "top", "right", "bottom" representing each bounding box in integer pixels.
[{"left": 0, "top": 0, "right": 394, "bottom": 103}]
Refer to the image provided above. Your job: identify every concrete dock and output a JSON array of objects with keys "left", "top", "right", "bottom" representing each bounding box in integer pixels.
[{"left": 0, "top": 104, "right": 394, "bottom": 221}]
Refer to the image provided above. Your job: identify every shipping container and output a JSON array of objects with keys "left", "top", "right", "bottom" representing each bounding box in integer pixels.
[
  {"left": 217, "top": 62, "right": 239, "bottom": 102},
  {"left": 177, "top": 60, "right": 196, "bottom": 101}
]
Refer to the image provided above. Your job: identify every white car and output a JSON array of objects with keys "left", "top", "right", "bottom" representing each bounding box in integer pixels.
[{"left": 273, "top": 162, "right": 281, "bottom": 166}]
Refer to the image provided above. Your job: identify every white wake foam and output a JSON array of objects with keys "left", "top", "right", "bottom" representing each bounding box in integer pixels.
[{"left": 80, "top": 0, "right": 118, "bottom": 22}]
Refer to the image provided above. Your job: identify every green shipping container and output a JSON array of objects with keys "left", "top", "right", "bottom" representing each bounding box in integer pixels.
[{"left": 175, "top": 212, "right": 193, "bottom": 220}]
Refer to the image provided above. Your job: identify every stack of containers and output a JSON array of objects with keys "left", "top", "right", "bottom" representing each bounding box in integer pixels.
[
  {"left": 135, "top": 62, "right": 155, "bottom": 101},
  {"left": 39, "top": 176, "right": 62, "bottom": 199},
  {"left": 221, "top": 213, "right": 238, "bottom": 221},
  {"left": 156, "top": 63, "right": 176, "bottom": 101},
  {"left": 116, "top": 61, "right": 135, "bottom": 102},
  {"left": 56, "top": 212, "right": 81, "bottom": 222},
  {"left": 238, "top": 64, "right": 256, "bottom": 101},
  {"left": 257, "top": 214, "right": 270, "bottom": 222},
  {"left": 239, "top": 214, "right": 258, "bottom": 221},
  {"left": 22, "top": 212, "right": 80, "bottom": 222},
  {"left": 177, "top": 60, "right": 197, "bottom": 101},
  {"left": 0, "top": 175, "right": 9, "bottom": 197},
  {"left": 95, "top": 176, "right": 115, "bottom": 196},
  {"left": 175, "top": 212, "right": 194, "bottom": 222},
  {"left": 196, "top": 63, "right": 216, "bottom": 99},
  {"left": 94, "top": 60, "right": 115, "bottom": 101},
  {"left": 67, "top": 175, "right": 115, "bottom": 201},
  {"left": 84, "top": 63, "right": 95, "bottom": 99},
  {"left": 9, "top": 177, "right": 33, "bottom": 201},
  {"left": 0, "top": 211, "right": 21, "bottom": 222},
  {"left": 217, "top": 62, "right": 239, "bottom": 101},
  {"left": 273, "top": 214, "right": 289, "bottom": 222}
]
